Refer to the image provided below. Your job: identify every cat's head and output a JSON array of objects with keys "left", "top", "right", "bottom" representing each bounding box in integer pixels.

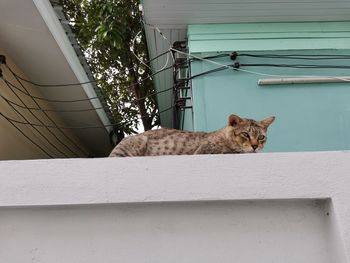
[{"left": 227, "top": 114, "right": 275, "bottom": 153}]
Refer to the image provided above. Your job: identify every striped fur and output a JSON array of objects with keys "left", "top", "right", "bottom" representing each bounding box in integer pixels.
[{"left": 109, "top": 114, "right": 275, "bottom": 157}]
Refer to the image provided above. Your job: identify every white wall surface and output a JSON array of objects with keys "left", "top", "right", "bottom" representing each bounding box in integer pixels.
[{"left": 0, "top": 152, "right": 350, "bottom": 262}]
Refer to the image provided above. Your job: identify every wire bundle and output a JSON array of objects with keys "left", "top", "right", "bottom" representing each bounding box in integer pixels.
[
  {"left": 175, "top": 49, "right": 350, "bottom": 80},
  {"left": 2, "top": 38, "right": 350, "bottom": 158},
  {"left": 0, "top": 51, "right": 174, "bottom": 158}
]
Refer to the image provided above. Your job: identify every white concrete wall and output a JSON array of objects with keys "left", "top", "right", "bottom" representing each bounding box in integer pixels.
[{"left": 1, "top": 152, "right": 350, "bottom": 262}]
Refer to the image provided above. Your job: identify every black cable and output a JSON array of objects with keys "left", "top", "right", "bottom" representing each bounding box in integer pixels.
[
  {"left": 4, "top": 50, "right": 171, "bottom": 88},
  {"left": 239, "top": 63, "right": 350, "bottom": 69},
  {"left": 0, "top": 85, "right": 174, "bottom": 114},
  {"left": 0, "top": 51, "right": 175, "bottom": 156},
  {"left": 188, "top": 62, "right": 350, "bottom": 76},
  {"left": 0, "top": 68, "right": 174, "bottom": 151},
  {"left": 3, "top": 78, "right": 99, "bottom": 103},
  {"left": 8, "top": 72, "right": 88, "bottom": 156},
  {"left": 1, "top": 97, "right": 103, "bottom": 112},
  {"left": 188, "top": 51, "right": 350, "bottom": 63},
  {"left": 1, "top": 81, "right": 173, "bottom": 114},
  {"left": 2, "top": 64, "right": 173, "bottom": 103},
  {"left": 0, "top": 104, "right": 174, "bottom": 130},
  {"left": 3, "top": 75, "right": 85, "bottom": 156},
  {"left": 187, "top": 52, "right": 350, "bottom": 62},
  {"left": 237, "top": 53, "right": 350, "bottom": 60},
  {"left": 136, "top": 86, "right": 174, "bottom": 102},
  {"left": 189, "top": 65, "right": 233, "bottom": 80},
  {"left": 188, "top": 62, "right": 350, "bottom": 81},
  {"left": 191, "top": 53, "right": 230, "bottom": 61},
  {"left": 1, "top": 79, "right": 74, "bottom": 157},
  {"left": 0, "top": 113, "right": 54, "bottom": 158}
]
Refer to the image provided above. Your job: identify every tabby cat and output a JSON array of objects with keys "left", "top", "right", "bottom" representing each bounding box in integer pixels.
[{"left": 109, "top": 114, "right": 275, "bottom": 157}]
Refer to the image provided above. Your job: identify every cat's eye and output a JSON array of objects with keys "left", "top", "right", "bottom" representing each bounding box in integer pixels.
[
  {"left": 258, "top": 135, "right": 265, "bottom": 140},
  {"left": 241, "top": 132, "right": 250, "bottom": 138}
]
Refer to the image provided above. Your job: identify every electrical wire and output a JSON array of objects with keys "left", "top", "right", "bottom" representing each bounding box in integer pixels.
[
  {"left": 191, "top": 53, "right": 231, "bottom": 61},
  {"left": 237, "top": 53, "right": 350, "bottom": 60},
  {"left": 2, "top": 98, "right": 103, "bottom": 112},
  {"left": 12, "top": 37, "right": 340, "bottom": 146},
  {"left": 0, "top": 74, "right": 174, "bottom": 156},
  {"left": 142, "top": 20, "right": 175, "bottom": 68},
  {"left": 189, "top": 62, "right": 350, "bottom": 81},
  {"left": 0, "top": 104, "right": 174, "bottom": 130},
  {"left": 5, "top": 71, "right": 88, "bottom": 156},
  {"left": 3, "top": 50, "right": 171, "bottom": 88},
  {"left": 0, "top": 79, "right": 174, "bottom": 113},
  {"left": 170, "top": 48, "right": 350, "bottom": 82},
  {"left": 0, "top": 24, "right": 176, "bottom": 156},
  {"left": 1, "top": 48, "right": 273, "bottom": 155},
  {"left": 3, "top": 79, "right": 98, "bottom": 103},
  {"left": 0, "top": 112, "right": 54, "bottom": 158},
  {"left": 234, "top": 67, "right": 350, "bottom": 82},
  {"left": 1, "top": 80, "right": 71, "bottom": 157},
  {"left": 142, "top": 20, "right": 172, "bottom": 47},
  {"left": 156, "top": 51, "right": 171, "bottom": 72},
  {"left": 2, "top": 64, "right": 173, "bottom": 103},
  {"left": 190, "top": 52, "right": 350, "bottom": 61},
  {"left": 143, "top": 23, "right": 350, "bottom": 88},
  {"left": 189, "top": 66, "right": 230, "bottom": 80},
  {"left": 2, "top": 77, "right": 84, "bottom": 157},
  {"left": 131, "top": 30, "right": 153, "bottom": 71},
  {"left": 1, "top": 64, "right": 175, "bottom": 131},
  {"left": 238, "top": 63, "right": 350, "bottom": 69}
]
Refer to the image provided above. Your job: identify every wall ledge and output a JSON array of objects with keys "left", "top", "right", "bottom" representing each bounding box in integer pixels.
[
  {"left": 1, "top": 151, "right": 350, "bottom": 206},
  {"left": 1, "top": 151, "right": 350, "bottom": 260}
]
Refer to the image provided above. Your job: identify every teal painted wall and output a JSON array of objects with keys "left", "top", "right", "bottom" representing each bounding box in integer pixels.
[
  {"left": 188, "top": 22, "right": 350, "bottom": 53},
  {"left": 185, "top": 22, "right": 350, "bottom": 152}
]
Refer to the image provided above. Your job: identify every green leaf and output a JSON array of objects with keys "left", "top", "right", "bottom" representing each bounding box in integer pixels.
[{"left": 62, "top": 0, "right": 157, "bottom": 134}]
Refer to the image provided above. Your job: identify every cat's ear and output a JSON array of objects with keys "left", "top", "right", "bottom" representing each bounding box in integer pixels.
[
  {"left": 228, "top": 114, "right": 243, "bottom": 127},
  {"left": 260, "top": 116, "right": 275, "bottom": 129}
]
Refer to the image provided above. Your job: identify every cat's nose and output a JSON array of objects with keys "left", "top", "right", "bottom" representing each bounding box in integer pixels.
[{"left": 252, "top": 145, "right": 258, "bottom": 150}]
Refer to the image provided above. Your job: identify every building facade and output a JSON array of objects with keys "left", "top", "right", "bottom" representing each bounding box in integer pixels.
[{"left": 184, "top": 22, "right": 350, "bottom": 152}]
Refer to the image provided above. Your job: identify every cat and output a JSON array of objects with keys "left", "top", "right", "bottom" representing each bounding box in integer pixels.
[{"left": 109, "top": 114, "right": 275, "bottom": 157}]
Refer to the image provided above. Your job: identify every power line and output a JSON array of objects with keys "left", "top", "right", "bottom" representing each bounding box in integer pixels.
[
  {"left": 190, "top": 62, "right": 350, "bottom": 80},
  {"left": 2, "top": 64, "right": 173, "bottom": 103},
  {"left": 192, "top": 52, "right": 350, "bottom": 62},
  {"left": 0, "top": 65, "right": 175, "bottom": 159},
  {"left": 131, "top": 30, "right": 153, "bottom": 71},
  {"left": 1, "top": 80, "right": 174, "bottom": 113},
  {"left": 1, "top": 83, "right": 70, "bottom": 157},
  {"left": 142, "top": 20, "right": 172, "bottom": 47},
  {"left": 0, "top": 113, "right": 54, "bottom": 158},
  {"left": 1, "top": 78, "right": 79, "bottom": 157},
  {"left": 1, "top": 96, "right": 104, "bottom": 112},
  {"left": 0, "top": 64, "right": 175, "bottom": 149},
  {"left": 236, "top": 53, "right": 350, "bottom": 60},
  {"left": 6, "top": 73, "right": 87, "bottom": 156},
  {"left": 3, "top": 78, "right": 99, "bottom": 103},
  {"left": 3, "top": 50, "right": 171, "bottom": 88},
  {"left": 171, "top": 48, "right": 350, "bottom": 82},
  {"left": 237, "top": 63, "right": 350, "bottom": 69},
  {"left": 190, "top": 65, "right": 230, "bottom": 80},
  {"left": 0, "top": 41, "right": 175, "bottom": 156},
  {"left": 0, "top": 105, "right": 174, "bottom": 130}
]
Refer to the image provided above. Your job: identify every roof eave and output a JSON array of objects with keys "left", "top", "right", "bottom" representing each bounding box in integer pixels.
[{"left": 34, "top": 0, "right": 116, "bottom": 138}]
